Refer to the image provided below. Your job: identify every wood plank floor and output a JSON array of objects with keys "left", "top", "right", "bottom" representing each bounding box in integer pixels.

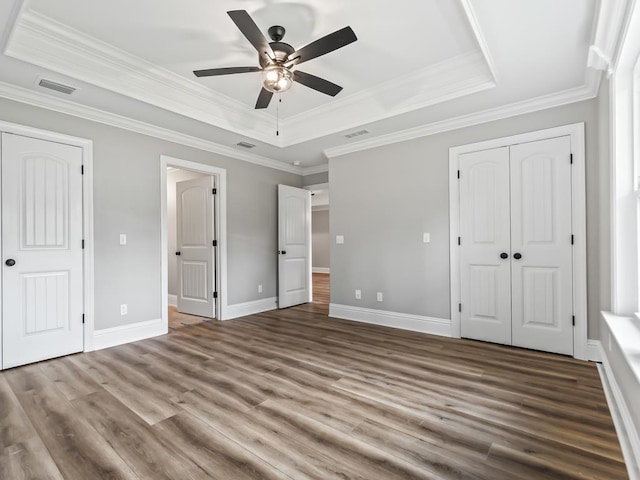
[
  {"left": 0, "top": 301, "right": 627, "bottom": 479},
  {"left": 312, "top": 272, "right": 330, "bottom": 305}
]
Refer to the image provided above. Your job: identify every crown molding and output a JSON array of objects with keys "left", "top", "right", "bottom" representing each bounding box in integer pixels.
[
  {"left": 302, "top": 163, "right": 329, "bottom": 176},
  {"left": 0, "top": 80, "right": 302, "bottom": 175},
  {"left": 591, "top": 0, "right": 632, "bottom": 71},
  {"left": 324, "top": 83, "right": 598, "bottom": 159},
  {"left": 280, "top": 51, "right": 496, "bottom": 146},
  {"left": 6, "top": 9, "right": 280, "bottom": 146},
  {"left": 5, "top": 8, "right": 496, "bottom": 149}
]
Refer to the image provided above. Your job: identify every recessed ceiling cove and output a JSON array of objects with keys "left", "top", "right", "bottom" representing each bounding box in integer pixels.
[{"left": 6, "top": 0, "right": 496, "bottom": 147}]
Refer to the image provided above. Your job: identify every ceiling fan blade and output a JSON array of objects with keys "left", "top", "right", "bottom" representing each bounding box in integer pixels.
[
  {"left": 293, "top": 71, "right": 343, "bottom": 96},
  {"left": 194, "top": 66, "right": 262, "bottom": 77},
  {"left": 255, "top": 88, "right": 273, "bottom": 109},
  {"left": 286, "top": 26, "right": 357, "bottom": 67},
  {"left": 228, "top": 10, "right": 275, "bottom": 61}
]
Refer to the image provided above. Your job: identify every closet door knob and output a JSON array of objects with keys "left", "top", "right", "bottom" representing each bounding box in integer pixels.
[
  {"left": 5, "top": 259, "right": 16, "bottom": 267},
  {"left": 513, "top": 253, "right": 522, "bottom": 260},
  {"left": 500, "top": 252, "right": 509, "bottom": 259}
]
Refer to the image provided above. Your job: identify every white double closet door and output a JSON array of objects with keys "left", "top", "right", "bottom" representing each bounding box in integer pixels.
[{"left": 459, "top": 136, "right": 574, "bottom": 356}]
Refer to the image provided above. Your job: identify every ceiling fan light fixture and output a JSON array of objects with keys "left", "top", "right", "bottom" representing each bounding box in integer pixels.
[{"left": 262, "top": 64, "right": 293, "bottom": 93}]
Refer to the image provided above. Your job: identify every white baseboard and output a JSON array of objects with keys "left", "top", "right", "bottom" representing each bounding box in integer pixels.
[
  {"left": 329, "top": 303, "right": 452, "bottom": 337},
  {"left": 93, "top": 318, "right": 165, "bottom": 351},
  {"left": 167, "top": 294, "right": 177, "bottom": 307},
  {"left": 224, "top": 297, "right": 278, "bottom": 320},
  {"left": 587, "top": 339, "right": 602, "bottom": 362},
  {"left": 598, "top": 343, "right": 640, "bottom": 480},
  {"left": 312, "top": 267, "right": 330, "bottom": 274}
]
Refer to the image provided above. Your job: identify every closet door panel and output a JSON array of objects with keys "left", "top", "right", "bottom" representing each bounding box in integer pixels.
[
  {"left": 510, "top": 137, "right": 574, "bottom": 355},
  {"left": 459, "top": 147, "right": 512, "bottom": 345}
]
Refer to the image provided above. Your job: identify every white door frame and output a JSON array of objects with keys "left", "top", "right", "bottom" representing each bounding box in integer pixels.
[
  {"left": 0, "top": 120, "right": 95, "bottom": 366},
  {"left": 160, "top": 155, "right": 227, "bottom": 327},
  {"left": 448, "top": 122, "right": 588, "bottom": 360}
]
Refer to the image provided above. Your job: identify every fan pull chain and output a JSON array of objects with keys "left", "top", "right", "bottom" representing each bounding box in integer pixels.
[{"left": 276, "top": 94, "right": 281, "bottom": 136}]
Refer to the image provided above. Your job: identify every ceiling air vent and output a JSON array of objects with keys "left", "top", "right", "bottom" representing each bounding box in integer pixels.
[
  {"left": 236, "top": 141, "right": 256, "bottom": 149},
  {"left": 38, "top": 78, "right": 76, "bottom": 95},
  {"left": 344, "top": 129, "right": 369, "bottom": 139}
]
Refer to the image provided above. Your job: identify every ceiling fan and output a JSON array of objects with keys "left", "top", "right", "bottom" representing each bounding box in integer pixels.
[{"left": 193, "top": 10, "right": 357, "bottom": 109}]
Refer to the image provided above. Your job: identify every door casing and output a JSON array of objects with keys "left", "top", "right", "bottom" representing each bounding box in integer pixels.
[
  {"left": 449, "top": 122, "right": 588, "bottom": 360},
  {"left": 160, "top": 155, "right": 226, "bottom": 325},
  {"left": 0, "top": 120, "right": 94, "bottom": 369}
]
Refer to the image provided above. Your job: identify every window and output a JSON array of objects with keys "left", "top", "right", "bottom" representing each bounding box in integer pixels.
[{"left": 611, "top": 1, "right": 640, "bottom": 316}]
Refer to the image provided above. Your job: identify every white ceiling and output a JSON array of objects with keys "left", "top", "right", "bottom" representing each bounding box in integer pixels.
[{"left": 0, "top": 0, "right": 601, "bottom": 172}]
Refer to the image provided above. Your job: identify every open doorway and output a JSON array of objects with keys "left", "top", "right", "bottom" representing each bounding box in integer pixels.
[
  {"left": 166, "top": 167, "right": 213, "bottom": 329},
  {"left": 160, "top": 155, "right": 227, "bottom": 332},
  {"left": 306, "top": 183, "right": 330, "bottom": 306}
]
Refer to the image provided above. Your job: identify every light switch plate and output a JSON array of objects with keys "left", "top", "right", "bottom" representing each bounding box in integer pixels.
[
  {"left": 355, "top": 289, "right": 361, "bottom": 300},
  {"left": 376, "top": 292, "right": 383, "bottom": 302},
  {"left": 423, "top": 233, "right": 430, "bottom": 243},
  {"left": 336, "top": 235, "right": 344, "bottom": 244},
  {"left": 119, "top": 234, "right": 127, "bottom": 245}
]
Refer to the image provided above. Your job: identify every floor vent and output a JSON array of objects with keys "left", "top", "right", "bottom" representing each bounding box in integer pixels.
[
  {"left": 37, "top": 78, "right": 77, "bottom": 95},
  {"left": 344, "top": 129, "right": 369, "bottom": 139},
  {"left": 236, "top": 141, "right": 256, "bottom": 149}
]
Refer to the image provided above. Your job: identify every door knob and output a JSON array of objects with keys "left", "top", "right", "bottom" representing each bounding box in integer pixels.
[
  {"left": 278, "top": 250, "right": 287, "bottom": 255},
  {"left": 500, "top": 252, "right": 509, "bottom": 259},
  {"left": 175, "top": 251, "right": 181, "bottom": 256},
  {"left": 5, "top": 258, "right": 15, "bottom": 267},
  {"left": 513, "top": 253, "right": 522, "bottom": 260}
]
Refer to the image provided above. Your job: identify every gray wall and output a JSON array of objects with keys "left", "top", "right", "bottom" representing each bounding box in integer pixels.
[
  {"left": 330, "top": 98, "right": 605, "bottom": 338},
  {"left": 0, "top": 97, "right": 301, "bottom": 330},
  {"left": 303, "top": 171, "right": 329, "bottom": 186},
  {"left": 166, "top": 169, "right": 207, "bottom": 298},
  {"left": 312, "top": 210, "right": 330, "bottom": 269}
]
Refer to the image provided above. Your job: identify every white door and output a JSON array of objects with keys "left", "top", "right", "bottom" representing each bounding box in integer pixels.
[
  {"left": 459, "top": 147, "right": 512, "bottom": 345},
  {"left": 459, "top": 137, "right": 574, "bottom": 356},
  {"left": 510, "top": 137, "right": 573, "bottom": 355},
  {"left": 176, "top": 176, "right": 215, "bottom": 318},
  {"left": 2, "top": 133, "right": 84, "bottom": 369},
  {"left": 278, "top": 184, "right": 311, "bottom": 308}
]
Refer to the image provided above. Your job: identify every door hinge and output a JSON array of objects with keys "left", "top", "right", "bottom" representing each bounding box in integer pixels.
[
  {"left": 570, "top": 153, "right": 573, "bottom": 164},
  {"left": 571, "top": 234, "right": 574, "bottom": 245},
  {"left": 213, "top": 291, "right": 218, "bottom": 299},
  {"left": 82, "top": 239, "right": 85, "bottom": 249},
  {"left": 459, "top": 303, "right": 462, "bottom": 313},
  {"left": 213, "top": 240, "right": 217, "bottom": 247},
  {"left": 457, "top": 170, "right": 460, "bottom": 179},
  {"left": 82, "top": 314, "right": 85, "bottom": 324},
  {"left": 572, "top": 315, "right": 575, "bottom": 326},
  {"left": 212, "top": 188, "right": 217, "bottom": 195},
  {"left": 81, "top": 165, "right": 84, "bottom": 175},
  {"left": 458, "top": 237, "right": 461, "bottom": 246}
]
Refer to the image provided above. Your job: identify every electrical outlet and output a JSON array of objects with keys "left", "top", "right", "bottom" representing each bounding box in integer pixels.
[
  {"left": 258, "top": 284, "right": 263, "bottom": 293},
  {"left": 423, "top": 232, "right": 430, "bottom": 243},
  {"left": 355, "top": 289, "right": 361, "bottom": 300},
  {"left": 120, "top": 304, "right": 127, "bottom": 315},
  {"left": 377, "top": 292, "right": 383, "bottom": 302},
  {"left": 336, "top": 235, "right": 344, "bottom": 244},
  {"left": 119, "top": 234, "right": 127, "bottom": 245}
]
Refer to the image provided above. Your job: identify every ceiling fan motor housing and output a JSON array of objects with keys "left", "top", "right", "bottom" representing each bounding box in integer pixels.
[{"left": 260, "top": 41, "right": 295, "bottom": 67}]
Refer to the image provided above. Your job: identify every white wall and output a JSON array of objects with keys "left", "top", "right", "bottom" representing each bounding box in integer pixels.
[
  {"left": 166, "top": 169, "right": 208, "bottom": 299},
  {"left": 0, "top": 97, "right": 301, "bottom": 330},
  {"left": 329, "top": 98, "right": 605, "bottom": 339}
]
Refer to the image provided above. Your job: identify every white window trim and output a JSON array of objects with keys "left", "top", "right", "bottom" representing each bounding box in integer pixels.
[{"left": 610, "top": 0, "right": 640, "bottom": 316}]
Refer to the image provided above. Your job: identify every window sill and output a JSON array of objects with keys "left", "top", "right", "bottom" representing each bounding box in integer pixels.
[{"left": 602, "top": 311, "right": 640, "bottom": 385}]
